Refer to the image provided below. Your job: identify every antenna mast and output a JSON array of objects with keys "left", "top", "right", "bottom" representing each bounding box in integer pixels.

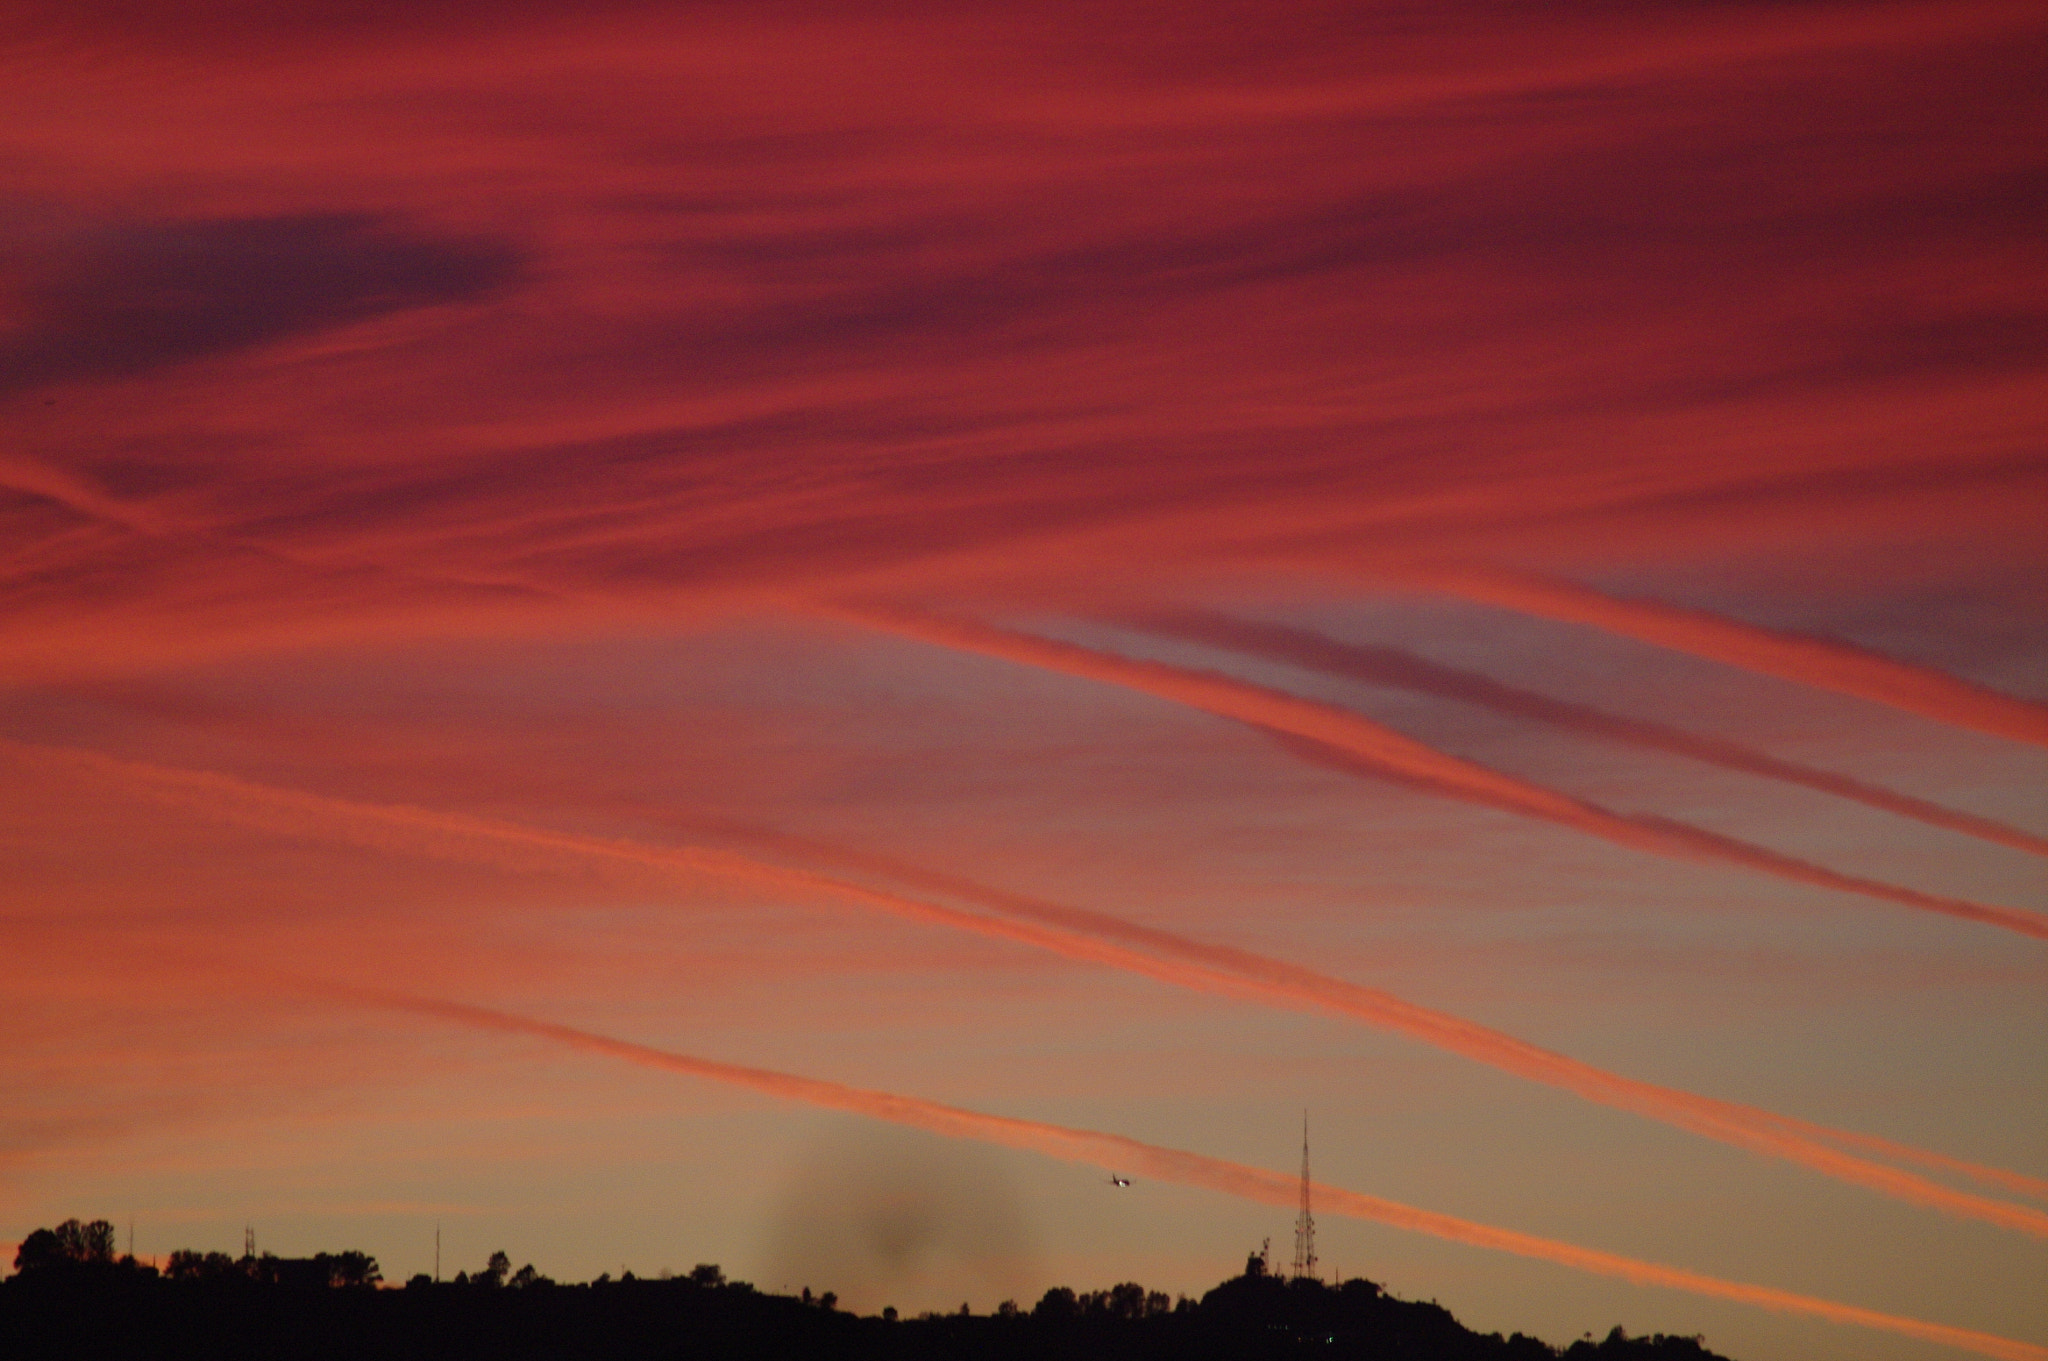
[{"left": 1292, "top": 1111, "right": 1317, "bottom": 1280}]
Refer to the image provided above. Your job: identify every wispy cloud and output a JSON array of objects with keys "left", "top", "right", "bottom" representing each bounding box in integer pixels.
[
  {"left": 1393, "top": 566, "right": 2048, "bottom": 748},
  {"left": 10, "top": 737, "right": 2039, "bottom": 1233},
  {"left": 1127, "top": 606, "right": 2048, "bottom": 857},
  {"left": 836, "top": 608, "right": 2048, "bottom": 940}
]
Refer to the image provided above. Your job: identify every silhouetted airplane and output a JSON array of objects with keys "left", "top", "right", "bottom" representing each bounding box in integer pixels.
[{"left": 1107, "top": 1175, "right": 1131, "bottom": 1188}]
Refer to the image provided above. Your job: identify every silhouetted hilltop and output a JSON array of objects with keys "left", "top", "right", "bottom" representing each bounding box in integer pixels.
[{"left": 1, "top": 1221, "right": 1732, "bottom": 1361}]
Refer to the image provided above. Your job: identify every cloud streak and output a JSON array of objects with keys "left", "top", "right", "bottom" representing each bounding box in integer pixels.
[
  {"left": 350, "top": 989, "right": 2048, "bottom": 1361},
  {"left": 1390, "top": 566, "right": 2048, "bottom": 749},
  {"left": 1127, "top": 607, "right": 2048, "bottom": 858},
  {"left": 9, "top": 736, "right": 2040, "bottom": 1234},
  {"left": 715, "top": 830, "right": 2048, "bottom": 1208},
  {"left": 834, "top": 608, "right": 2048, "bottom": 941}
]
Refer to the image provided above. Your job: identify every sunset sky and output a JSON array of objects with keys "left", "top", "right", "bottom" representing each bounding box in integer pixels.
[{"left": 2, "top": 2, "right": 2043, "bottom": 1357}]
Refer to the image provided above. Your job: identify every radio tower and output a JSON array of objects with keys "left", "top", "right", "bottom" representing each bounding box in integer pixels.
[{"left": 1291, "top": 1111, "right": 1317, "bottom": 1280}]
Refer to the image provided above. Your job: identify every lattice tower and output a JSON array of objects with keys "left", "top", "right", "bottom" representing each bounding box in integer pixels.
[{"left": 1292, "top": 1112, "right": 1317, "bottom": 1280}]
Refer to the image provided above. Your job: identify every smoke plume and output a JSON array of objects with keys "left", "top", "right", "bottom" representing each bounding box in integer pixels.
[{"left": 764, "top": 1123, "right": 1039, "bottom": 1315}]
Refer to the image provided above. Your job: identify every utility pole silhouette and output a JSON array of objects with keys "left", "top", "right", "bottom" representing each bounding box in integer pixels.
[
  {"left": 435, "top": 1224, "right": 441, "bottom": 1283},
  {"left": 1292, "top": 1111, "right": 1317, "bottom": 1281}
]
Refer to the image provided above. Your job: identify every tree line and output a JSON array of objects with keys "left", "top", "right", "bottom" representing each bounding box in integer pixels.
[{"left": 4, "top": 1220, "right": 1732, "bottom": 1360}]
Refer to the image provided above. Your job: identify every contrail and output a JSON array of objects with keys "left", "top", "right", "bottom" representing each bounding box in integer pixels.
[
  {"left": 679, "top": 825, "right": 2048, "bottom": 1208},
  {"left": 832, "top": 607, "right": 2048, "bottom": 942},
  {"left": 8, "top": 736, "right": 2043, "bottom": 1231},
  {"left": 1391, "top": 565, "right": 2048, "bottom": 750},
  {"left": 1130, "top": 607, "right": 2048, "bottom": 859},
  {"left": 345, "top": 988, "right": 2048, "bottom": 1361}
]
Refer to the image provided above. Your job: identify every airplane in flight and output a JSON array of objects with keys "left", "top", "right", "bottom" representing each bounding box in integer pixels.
[{"left": 1107, "top": 1174, "right": 1131, "bottom": 1188}]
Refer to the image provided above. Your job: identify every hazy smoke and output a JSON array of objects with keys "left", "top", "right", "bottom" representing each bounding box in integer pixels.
[{"left": 763, "top": 1122, "right": 1040, "bottom": 1315}]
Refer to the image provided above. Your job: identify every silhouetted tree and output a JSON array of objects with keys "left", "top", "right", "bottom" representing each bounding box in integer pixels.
[
  {"left": 315, "top": 1251, "right": 381, "bottom": 1288},
  {"left": 13, "top": 1220, "right": 118, "bottom": 1273},
  {"left": 12, "top": 1230, "right": 64, "bottom": 1275},
  {"left": 1105, "top": 1282, "right": 1149, "bottom": 1318},
  {"left": 479, "top": 1251, "right": 510, "bottom": 1287},
  {"left": 163, "top": 1250, "right": 242, "bottom": 1282},
  {"left": 64, "top": 1220, "right": 117, "bottom": 1265},
  {"left": 1033, "top": 1285, "right": 1077, "bottom": 1319},
  {"left": 688, "top": 1263, "right": 724, "bottom": 1287}
]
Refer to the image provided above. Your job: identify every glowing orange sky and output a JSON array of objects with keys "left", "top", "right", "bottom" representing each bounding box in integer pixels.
[{"left": 2, "top": 3, "right": 2043, "bottom": 1357}]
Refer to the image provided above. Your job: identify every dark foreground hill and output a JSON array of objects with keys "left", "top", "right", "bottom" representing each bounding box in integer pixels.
[{"left": 1, "top": 1234, "right": 1730, "bottom": 1361}]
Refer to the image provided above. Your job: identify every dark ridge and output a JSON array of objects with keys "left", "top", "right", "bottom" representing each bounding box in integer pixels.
[{"left": 2, "top": 1221, "right": 1732, "bottom": 1360}]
